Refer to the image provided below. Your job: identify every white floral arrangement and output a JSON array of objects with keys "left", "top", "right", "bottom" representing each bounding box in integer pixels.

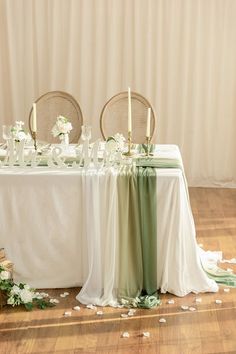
[
  {"left": 51, "top": 115, "right": 73, "bottom": 138},
  {"left": 11, "top": 121, "right": 31, "bottom": 143},
  {"left": 106, "top": 133, "right": 126, "bottom": 152},
  {"left": 0, "top": 265, "right": 54, "bottom": 310}
]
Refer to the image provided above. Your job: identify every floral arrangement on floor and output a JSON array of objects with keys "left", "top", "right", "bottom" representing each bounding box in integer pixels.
[
  {"left": 106, "top": 133, "right": 126, "bottom": 152},
  {"left": 51, "top": 115, "right": 73, "bottom": 139},
  {"left": 11, "top": 121, "right": 31, "bottom": 143},
  {"left": 0, "top": 265, "right": 55, "bottom": 310}
]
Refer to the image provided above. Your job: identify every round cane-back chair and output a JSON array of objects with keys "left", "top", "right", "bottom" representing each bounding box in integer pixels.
[
  {"left": 29, "top": 91, "right": 83, "bottom": 143},
  {"left": 100, "top": 91, "right": 156, "bottom": 143}
]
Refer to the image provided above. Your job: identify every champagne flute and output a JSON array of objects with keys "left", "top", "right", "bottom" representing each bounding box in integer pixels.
[
  {"left": 2, "top": 125, "right": 12, "bottom": 147},
  {"left": 81, "top": 125, "right": 92, "bottom": 143}
]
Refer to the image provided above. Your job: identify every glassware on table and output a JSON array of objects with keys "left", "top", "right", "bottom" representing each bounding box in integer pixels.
[
  {"left": 2, "top": 125, "right": 12, "bottom": 141},
  {"left": 81, "top": 125, "right": 92, "bottom": 143}
]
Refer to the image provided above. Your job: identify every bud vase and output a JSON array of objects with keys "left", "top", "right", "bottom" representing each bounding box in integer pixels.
[{"left": 60, "top": 133, "right": 69, "bottom": 146}]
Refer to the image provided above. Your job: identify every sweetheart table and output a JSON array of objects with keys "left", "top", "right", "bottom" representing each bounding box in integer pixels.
[{"left": 0, "top": 145, "right": 218, "bottom": 306}]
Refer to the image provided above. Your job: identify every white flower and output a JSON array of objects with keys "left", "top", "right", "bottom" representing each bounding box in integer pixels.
[
  {"left": 19, "top": 289, "right": 34, "bottom": 303},
  {"left": 16, "top": 121, "right": 24, "bottom": 128},
  {"left": 0, "top": 270, "right": 11, "bottom": 280},
  {"left": 23, "top": 284, "right": 31, "bottom": 290},
  {"left": 106, "top": 139, "right": 117, "bottom": 153},
  {"left": 7, "top": 296, "right": 16, "bottom": 305},
  {"left": 17, "top": 131, "right": 27, "bottom": 141},
  {"left": 114, "top": 133, "right": 125, "bottom": 150},
  {"left": 51, "top": 116, "right": 73, "bottom": 137},
  {"left": 10, "top": 285, "right": 21, "bottom": 295}
]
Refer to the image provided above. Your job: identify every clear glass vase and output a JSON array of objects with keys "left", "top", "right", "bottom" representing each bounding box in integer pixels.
[{"left": 59, "top": 133, "right": 69, "bottom": 146}]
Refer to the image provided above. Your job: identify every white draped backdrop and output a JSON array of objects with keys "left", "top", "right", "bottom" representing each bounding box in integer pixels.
[{"left": 0, "top": 0, "right": 236, "bottom": 187}]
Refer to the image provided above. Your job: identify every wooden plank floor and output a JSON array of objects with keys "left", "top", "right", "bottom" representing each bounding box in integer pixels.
[{"left": 0, "top": 187, "right": 236, "bottom": 354}]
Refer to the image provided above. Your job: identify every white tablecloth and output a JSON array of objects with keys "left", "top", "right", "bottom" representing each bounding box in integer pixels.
[{"left": 0, "top": 145, "right": 218, "bottom": 303}]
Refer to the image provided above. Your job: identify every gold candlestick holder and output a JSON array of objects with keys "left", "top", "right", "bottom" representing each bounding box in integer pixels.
[
  {"left": 146, "top": 136, "right": 151, "bottom": 157},
  {"left": 123, "top": 131, "right": 134, "bottom": 156},
  {"left": 32, "top": 131, "right": 37, "bottom": 151}
]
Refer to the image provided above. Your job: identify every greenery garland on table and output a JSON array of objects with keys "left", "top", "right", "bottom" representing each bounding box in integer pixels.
[{"left": 0, "top": 265, "right": 55, "bottom": 310}]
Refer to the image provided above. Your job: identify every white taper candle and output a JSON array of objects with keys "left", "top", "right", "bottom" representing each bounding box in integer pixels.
[
  {"left": 128, "top": 87, "right": 132, "bottom": 133},
  {"left": 146, "top": 108, "right": 151, "bottom": 138},
  {"left": 32, "top": 103, "right": 37, "bottom": 132}
]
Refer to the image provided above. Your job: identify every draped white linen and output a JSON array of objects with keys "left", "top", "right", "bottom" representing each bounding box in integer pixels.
[
  {"left": 0, "top": 145, "right": 218, "bottom": 300},
  {"left": 0, "top": 0, "right": 236, "bottom": 187}
]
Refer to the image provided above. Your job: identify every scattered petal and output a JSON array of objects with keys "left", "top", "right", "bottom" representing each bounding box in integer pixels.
[
  {"left": 215, "top": 299, "right": 222, "bottom": 304},
  {"left": 96, "top": 311, "right": 103, "bottom": 315},
  {"left": 121, "top": 314, "right": 128, "bottom": 318},
  {"left": 50, "top": 298, "right": 59, "bottom": 304},
  {"left": 159, "top": 318, "right": 166, "bottom": 323},
  {"left": 63, "top": 311, "right": 72, "bottom": 317},
  {"left": 128, "top": 309, "right": 136, "bottom": 316},
  {"left": 38, "top": 292, "right": 49, "bottom": 298},
  {"left": 86, "top": 304, "right": 97, "bottom": 310},
  {"left": 167, "top": 299, "right": 175, "bottom": 304},
  {"left": 181, "top": 305, "right": 189, "bottom": 311},
  {"left": 64, "top": 292, "right": 70, "bottom": 296},
  {"left": 121, "top": 332, "right": 130, "bottom": 338},
  {"left": 224, "top": 288, "right": 230, "bottom": 293},
  {"left": 73, "top": 306, "right": 81, "bottom": 311},
  {"left": 142, "top": 332, "right": 150, "bottom": 338},
  {"left": 60, "top": 294, "right": 66, "bottom": 298},
  {"left": 189, "top": 307, "right": 196, "bottom": 312},
  {"left": 195, "top": 298, "right": 202, "bottom": 303}
]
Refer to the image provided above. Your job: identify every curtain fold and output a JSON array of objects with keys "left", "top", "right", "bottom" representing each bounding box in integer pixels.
[{"left": 0, "top": 0, "right": 236, "bottom": 187}]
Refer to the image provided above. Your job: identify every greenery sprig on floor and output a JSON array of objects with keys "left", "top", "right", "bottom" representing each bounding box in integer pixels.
[{"left": 0, "top": 265, "right": 55, "bottom": 310}]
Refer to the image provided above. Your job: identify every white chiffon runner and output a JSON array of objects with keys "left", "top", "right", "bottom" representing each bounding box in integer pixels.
[{"left": 0, "top": 145, "right": 218, "bottom": 304}]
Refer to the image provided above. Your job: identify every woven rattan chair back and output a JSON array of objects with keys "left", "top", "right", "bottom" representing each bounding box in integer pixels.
[
  {"left": 29, "top": 91, "right": 83, "bottom": 143},
  {"left": 100, "top": 91, "right": 156, "bottom": 143}
]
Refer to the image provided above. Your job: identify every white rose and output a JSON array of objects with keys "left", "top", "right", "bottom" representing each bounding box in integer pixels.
[
  {"left": 106, "top": 140, "right": 117, "bottom": 153},
  {"left": 7, "top": 296, "right": 15, "bottom": 305},
  {"left": 19, "top": 289, "right": 33, "bottom": 303},
  {"left": 0, "top": 270, "right": 11, "bottom": 280},
  {"left": 10, "top": 285, "right": 21, "bottom": 295}
]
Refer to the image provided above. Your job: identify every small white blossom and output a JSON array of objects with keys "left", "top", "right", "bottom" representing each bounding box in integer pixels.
[{"left": 0, "top": 270, "right": 11, "bottom": 280}]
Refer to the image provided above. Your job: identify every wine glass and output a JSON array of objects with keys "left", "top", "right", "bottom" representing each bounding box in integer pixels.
[
  {"left": 81, "top": 125, "right": 92, "bottom": 143},
  {"left": 2, "top": 125, "right": 12, "bottom": 143}
]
